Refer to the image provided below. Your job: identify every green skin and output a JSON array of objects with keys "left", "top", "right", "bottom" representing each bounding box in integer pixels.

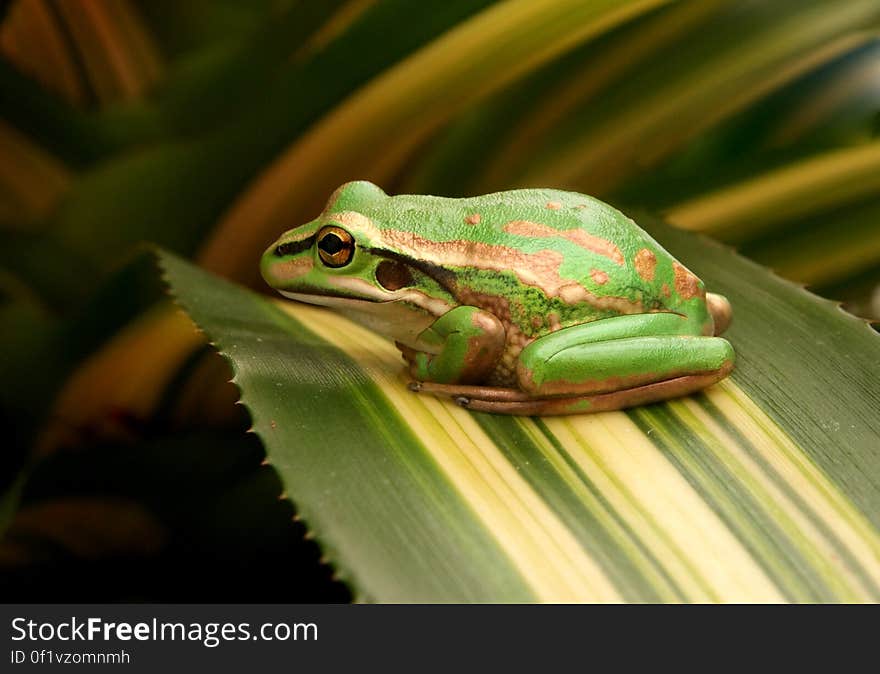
[{"left": 261, "top": 181, "right": 734, "bottom": 415}]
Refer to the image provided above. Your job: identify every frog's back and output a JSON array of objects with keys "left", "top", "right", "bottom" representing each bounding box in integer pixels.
[
  {"left": 367, "top": 188, "right": 711, "bottom": 335},
  {"left": 373, "top": 188, "right": 658, "bottom": 257}
]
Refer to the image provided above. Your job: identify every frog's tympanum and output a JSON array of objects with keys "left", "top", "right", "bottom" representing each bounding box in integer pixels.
[{"left": 261, "top": 181, "right": 734, "bottom": 415}]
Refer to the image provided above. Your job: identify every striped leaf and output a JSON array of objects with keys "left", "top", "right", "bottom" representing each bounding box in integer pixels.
[{"left": 157, "top": 215, "right": 880, "bottom": 602}]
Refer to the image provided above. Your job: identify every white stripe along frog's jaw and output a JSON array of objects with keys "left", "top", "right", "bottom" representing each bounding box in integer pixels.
[{"left": 279, "top": 288, "right": 451, "bottom": 348}]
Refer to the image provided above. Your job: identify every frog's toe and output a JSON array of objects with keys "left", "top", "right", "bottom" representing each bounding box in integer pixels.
[
  {"left": 707, "top": 293, "right": 732, "bottom": 335},
  {"left": 407, "top": 381, "right": 530, "bottom": 402}
]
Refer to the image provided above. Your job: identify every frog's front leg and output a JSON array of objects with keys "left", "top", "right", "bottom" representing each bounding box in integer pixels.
[
  {"left": 461, "top": 313, "right": 735, "bottom": 415},
  {"left": 398, "top": 305, "right": 506, "bottom": 384}
]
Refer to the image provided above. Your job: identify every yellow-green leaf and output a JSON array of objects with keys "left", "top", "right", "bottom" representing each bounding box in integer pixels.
[
  {"left": 667, "top": 141, "right": 880, "bottom": 243},
  {"left": 517, "top": 1, "right": 880, "bottom": 192}
]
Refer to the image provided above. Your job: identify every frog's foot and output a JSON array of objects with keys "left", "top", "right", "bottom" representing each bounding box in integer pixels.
[
  {"left": 408, "top": 381, "right": 532, "bottom": 403},
  {"left": 394, "top": 306, "right": 506, "bottom": 384},
  {"left": 456, "top": 363, "right": 732, "bottom": 416}
]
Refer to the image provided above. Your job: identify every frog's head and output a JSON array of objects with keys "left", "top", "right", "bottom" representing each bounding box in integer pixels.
[
  {"left": 260, "top": 181, "right": 453, "bottom": 339},
  {"left": 260, "top": 181, "right": 390, "bottom": 302}
]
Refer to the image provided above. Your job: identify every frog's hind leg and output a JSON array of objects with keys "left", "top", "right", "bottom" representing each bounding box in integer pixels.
[
  {"left": 456, "top": 313, "right": 734, "bottom": 415},
  {"left": 516, "top": 313, "right": 734, "bottom": 397}
]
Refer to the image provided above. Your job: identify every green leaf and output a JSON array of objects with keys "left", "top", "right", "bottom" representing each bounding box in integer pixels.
[
  {"left": 667, "top": 141, "right": 880, "bottom": 243},
  {"left": 157, "top": 214, "right": 880, "bottom": 602},
  {"left": 516, "top": 0, "right": 880, "bottom": 191},
  {"left": 743, "top": 197, "right": 880, "bottom": 289}
]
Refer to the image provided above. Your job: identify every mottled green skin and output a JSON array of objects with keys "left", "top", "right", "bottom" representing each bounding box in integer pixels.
[{"left": 261, "top": 181, "right": 733, "bottom": 413}]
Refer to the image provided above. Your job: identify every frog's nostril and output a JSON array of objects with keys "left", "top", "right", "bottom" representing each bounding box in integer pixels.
[{"left": 274, "top": 243, "right": 293, "bottom": 257}]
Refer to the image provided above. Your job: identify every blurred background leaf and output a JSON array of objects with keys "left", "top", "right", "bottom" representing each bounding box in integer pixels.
[{"left": 1, "top": 0, "right": 878, "bottom": 601}]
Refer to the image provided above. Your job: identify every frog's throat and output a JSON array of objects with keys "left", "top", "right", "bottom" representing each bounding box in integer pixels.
[{"left": 278, "top": 289, "right": 441, "bottom": 346}]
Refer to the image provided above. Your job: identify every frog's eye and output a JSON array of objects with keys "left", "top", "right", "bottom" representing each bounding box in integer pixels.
[{"left": 317, "top": 226, "right": 354, "bottom": 268}]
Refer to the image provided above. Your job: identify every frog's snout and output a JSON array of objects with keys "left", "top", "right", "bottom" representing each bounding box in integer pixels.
[
  {"left": 259, "top": 240, "right": 281, "bottom": 287},
  {"left": 707, "top": 292, "right": 732, "bottom": 335}
]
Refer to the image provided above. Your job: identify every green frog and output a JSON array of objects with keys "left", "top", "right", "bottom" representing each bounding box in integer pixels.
[{"left": 261, "top": 181, "right": 733, "bottom": 415}]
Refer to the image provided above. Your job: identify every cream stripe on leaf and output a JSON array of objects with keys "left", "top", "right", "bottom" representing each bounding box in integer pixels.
[
  {"left": 709, "top": 384, "right": 880, "bottom": 593},
  {"left": 685, "top": 393, "right": 878, "bottom": 600},
  {"left": 644, "top": 218, "right": 880, "bottom": 535},
  {"left": 635, "top": 396, "right": 865, "bottom": 601},
  {"left": 300, "top": 303, "right": 621, "bottom": 602},
  {"left": 555, "top": 413, "right": 785, "bottom": 602},
  {"left": 479, "top": 414, "right": 685, "bottom": 602},
  {"left": 537, "top": 416, "right": 713, "bottom": 601}
]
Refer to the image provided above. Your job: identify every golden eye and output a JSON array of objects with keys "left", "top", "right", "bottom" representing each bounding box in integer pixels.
[{"left": 317, "top": 225, "right": 354, "bottom": 268}]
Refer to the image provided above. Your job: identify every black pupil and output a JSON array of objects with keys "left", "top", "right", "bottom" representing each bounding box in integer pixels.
[{"left": 319, "top": 233, "right": 345, "bottom": 255}]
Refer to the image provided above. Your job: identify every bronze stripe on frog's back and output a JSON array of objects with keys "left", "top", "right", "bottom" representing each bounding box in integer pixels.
[
  {"left": 502, "top": 220, "right": 625, "bottom": 266},
  {"left": 672, "top": 261, "right": 705, "bottom": 300},
  {"left": 634, "top": 248, "right": 657, "bottom": 282}
]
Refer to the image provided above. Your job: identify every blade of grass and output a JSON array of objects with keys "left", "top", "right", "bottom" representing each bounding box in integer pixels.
[
  {"left": 130, "top": 0, "right": 277, "bottom": 57},
  {"left": 766, "top": 38, "right": 880, "bottom": 149},
  {"left": 605, "top": 35, "right": 880, "bottom": 212},
  {"left": 0, "top": 59, "right": 121, "bottom": 164},
  {"left": 472, "top": 0, "right": 726, "bottom": 194},
  {"left": 400, "top": 0, "right": 723, "bottom": 196},
  {"left": 29, "top": 1, "right": 499, "bottom": 285},
  {"left": 35, "top": 302, "right": 203, "bottom": 455}
]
